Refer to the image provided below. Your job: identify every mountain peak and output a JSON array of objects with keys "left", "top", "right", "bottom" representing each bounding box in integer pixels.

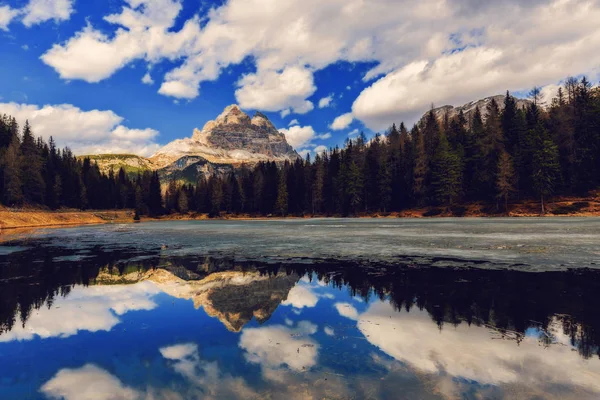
[
  {"left": 214, "top": 104, "right": 251, "bottom": 126},
  {"left": 150, "top": 104, "right": 299, "bottom": 169}
]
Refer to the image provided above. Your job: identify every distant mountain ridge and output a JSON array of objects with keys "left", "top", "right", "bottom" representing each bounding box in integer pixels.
[
  {"left": 86, "top": 105, "right": 300, "bottom": 183},
  {"left": 421, "top": 94, "right": 533, "bottom": 125}
]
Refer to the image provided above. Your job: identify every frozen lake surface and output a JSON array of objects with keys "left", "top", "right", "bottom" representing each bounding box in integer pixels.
[
  {"left": 4, "top": 217, "right": 600, "bottom": 270},
  {"left": 1, "top": 218, "right": 600, "bottom": 399}
]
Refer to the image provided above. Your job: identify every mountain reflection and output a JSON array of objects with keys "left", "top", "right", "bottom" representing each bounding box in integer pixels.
[{"left": 2, "top": 241, "right": 600, "bottom": 360}]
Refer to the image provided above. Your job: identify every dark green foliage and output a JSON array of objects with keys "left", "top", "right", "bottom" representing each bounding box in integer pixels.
[{"left": 0, "top": 77, "right": 598, "bottom": 216}]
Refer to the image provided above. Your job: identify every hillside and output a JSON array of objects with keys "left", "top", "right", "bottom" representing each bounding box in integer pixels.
[{"left": 79, "top": 154, "right": 155, "bottom": 177}]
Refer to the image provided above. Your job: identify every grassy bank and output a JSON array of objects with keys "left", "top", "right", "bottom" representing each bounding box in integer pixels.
[
  {"left": 0, "top": 207, "right": 133, "bottom": 230},
  {"left": 1, "top": 194, "right": 599, "bottom": 233}
]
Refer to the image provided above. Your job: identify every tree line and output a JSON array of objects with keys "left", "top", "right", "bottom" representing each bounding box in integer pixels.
[
  {"left": 0, "top": 118, "right": 162, "bottom": 216},
  {"left": 1, "top": 77, "right": 599, "bottom": 216},
  {"left": 176, "top": 77, "right": 600, "bottom": 216}
]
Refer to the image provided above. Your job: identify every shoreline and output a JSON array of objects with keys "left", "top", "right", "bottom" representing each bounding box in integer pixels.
[{"left": 1, "top": 195, "right": 599, "bottom": 233}]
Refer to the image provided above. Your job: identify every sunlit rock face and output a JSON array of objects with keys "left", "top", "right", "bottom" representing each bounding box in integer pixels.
[
  {"left": 145, "top": 269, "right": 300, "bottom": 332},
  {"left": 150, "top": 105, "right": 300, "bottom": 173},
  {"left": 87, "top": 105, "right": 299, "bottom": 183}
]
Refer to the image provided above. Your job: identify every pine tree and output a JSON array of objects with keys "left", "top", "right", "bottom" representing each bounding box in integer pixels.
[
  {"left": 431, "top": 132, "right": 462, "bottom": 206},
  {"left": 177, "top": 188, "right": 189, "bottom": 213},
  {"left": 20, "top": 121, "right": 45, "bottom": 204},
  {"left": 412, "top": 127, "right": 427, "bottom": 205},
  {"left": 275, "top": 168, "right": 288, "bottom": 216},
  {"left": 347, "top": 160, "right": 363, "bottom": 214},
  {"left": 531, "top": 122, "right": 561, "bottom": 214},
  {"left": 2, "top": 135, "right": 23, "bottom": 206},
  {"left": 496, "top": 150, "right": 515, "bottom": 212}
]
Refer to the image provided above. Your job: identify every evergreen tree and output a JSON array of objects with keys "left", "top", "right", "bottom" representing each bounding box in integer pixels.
[
  {"left": 412, "top": 126, "right": 427, "bottom": 205},
  {"left": 20, "top": 121, "right": 45, "bottom": 204},
  {"left": 2, "top": 135, "right": 23, "bottom": 206},
  {"left": 496, "top": 150, "right": 515, "bottom": 212},
  {"left": 531, "top": 122, "right": 561, "bottom": 214},
  {"left": 431, "top": 132, "right": 462, "bottom": 206},
  {"left": 275, "top": 168, "right": 288, "bottom": 216}
]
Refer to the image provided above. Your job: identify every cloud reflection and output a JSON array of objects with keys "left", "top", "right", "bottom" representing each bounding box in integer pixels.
[
  {"left": 1, "top": 282, "right": 159, "bottom": 342},
  {"left": 358, "top": 301, "right": 600, "bottom": 396}
]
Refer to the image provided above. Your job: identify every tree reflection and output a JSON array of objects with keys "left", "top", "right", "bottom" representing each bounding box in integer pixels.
[{"left": 2, "top": 242, "right": 600, "bottom": 359}]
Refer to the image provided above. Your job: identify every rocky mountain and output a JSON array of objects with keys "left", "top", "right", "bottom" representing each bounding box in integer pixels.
[
  {"left": 421, "top": 95, "right": 532, "bottom": 125},
  {"left": 87, "top": 105, "right": 300, "bottom": 183},
  {"left": 150, "top": 105, "right": 299, "bottom": 169},
  {"left": 96, "top": 266, "right": 299, "bottom": 332}
]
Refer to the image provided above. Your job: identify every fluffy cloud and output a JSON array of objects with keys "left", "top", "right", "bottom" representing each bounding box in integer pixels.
[
  {"left": 235, "top": 66, "right": 316, "bottom": 114},
  {"left": 40, "top": 0, "right": 600, "bottom": 129},
  {"left": 358, "top": 302, "right": 600, "bottom": 394},
  {"left": 318, "top": 94, "right": 334, "bottom": 108},
  {"left": 334, "top": 302, "right": 359, "bottom": 320},
  {"left": 330, "top": 113, "right": 354, "bottom": 130},
  {"left": 239, "top": 321, "right": 319, "bottom": 373},
  {"left": 0, "top": 0, "right": 74, "bottom": 30},
  {"left": 41, "top": 364, "right": 139, "bottom": 400},
  {"left": 21, "top": 0, "right": 74, "bottom": 27},
  {"left": 288, "top": 119, "right": 299, "bottom": 126},
  {"left": 279, "top": 125, "right": 316, "bottom": 148},
  {"left": 0, "top": 102, "right": 160, "bottom": 156},
  {"left": 0, "top": 282, "right": 159, "bottom": 342},
  {"left": 282, "top": 285, "right": 319, "bottom": 309},
  {"left": 0, "top": 5, "right": 19, "bottom": 30},
  {"left": 141, "top": 71, "right": 154, "bottom": 85},
  {"left": 313, "top": 145, "right": 328, "bottom": 155}
]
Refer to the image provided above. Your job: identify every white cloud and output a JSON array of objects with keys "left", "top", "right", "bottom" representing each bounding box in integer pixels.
[
  {"left": 141, "top": 72, "right": 154, "bottom": 85},
  {"left": 235, "top": 66, "right": 316, "bottom": 114},
  {"left": 348, "top": 128, "right": 359, "bottom": 136},
  {"left": 1, "top": 0, "right": 74, "bottom": 31},
  {"left": 282, "top": 284, "right": 319, "bottom": 309},
  {"left": 358, "top": 302, "right": 600, "bottom": 394},
  {"left": 298, "top": 149, "right": 311, "bottom": 159},
  {"left": 279, "top": 125, "right": 316, "bottom": 148},
  {"left": 21, "top": 44, "right": 29, "bottom": 51},
  {"left": 0, "top": 282, "right": 159, "bottom": 342},
  {"left": 159, "top": 342, "right": 258, "bottom": 398},
  {"left": 0, "top": 5, "right": 19, "bottom": 31},
  {"left": 21, "top": 0, "right": 74, "bottom": 27},
  {"left": 316, "top": 132, "right": 331, "bottom": 140},
  {"left": 39, "top": 0, "right": 600, "bottom": 130},
  {"left": 334, "top": 302, "right": 359, "bottom": 320},
  {"left": 0, "top": 102, "right": 161, "bottom": 156},
  {"left": 41, "top": 364, "right": 139, "bottom": 400},
  {"left": 280, "top": 109, "right": 291, "bottom": 118},
  {"left": 288, "top": 119, "right": 299, "bottom": 126},
  {"left": 324, "top": 326, "right": 335, "bottom": 336},
  {"left": 330, "top": 112, "right": 354, "bottom": 130},
  {"left": 318, "top": 94, "right": 334, "bottom": 108},
  {"left": 313, "top": 145, "right": 328, "bottom": 155},
  {"left": 239, "top": 321, "right": 319, "bottom": 373}
]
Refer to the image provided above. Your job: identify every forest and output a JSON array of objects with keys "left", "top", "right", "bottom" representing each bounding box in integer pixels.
[{"left": 1, "top": 77, "right": 599, "bottom": 217}]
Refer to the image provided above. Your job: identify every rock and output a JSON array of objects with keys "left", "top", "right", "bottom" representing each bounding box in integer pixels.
[
  {"left": 85, "top": 105, "right": 300, "bottom": 184},
  {"left": 420, "top": 95, "right": 532, "bottom": 126}
]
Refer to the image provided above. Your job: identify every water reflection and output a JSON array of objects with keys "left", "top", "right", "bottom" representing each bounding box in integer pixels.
[{"left": 2, "top": 240, "right": 600, "bottom": 399}]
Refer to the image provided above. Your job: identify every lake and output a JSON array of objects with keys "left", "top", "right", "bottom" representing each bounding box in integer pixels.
[{"left": 1, "top": 218, "right": 600, "bottom": 399}]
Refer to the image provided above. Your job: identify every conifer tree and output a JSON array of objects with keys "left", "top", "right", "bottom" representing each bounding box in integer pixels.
[
  {"left": 531, "top": 122, "right": 561, "bottom": 214},
  {"left": 20, "top": 121, "right": 45, "bottom": 204},
  {"left": 431, "top": 132, "right": 462, "bottom": 206},
  {"left": 275, "top": 168, "right": 288, "bottom": 216},
  {"left": 496, "top": 150, "right": 515, "bottom": 212},
  {"left": 412, "top": 127, "right": 427, "bottom": 205}
]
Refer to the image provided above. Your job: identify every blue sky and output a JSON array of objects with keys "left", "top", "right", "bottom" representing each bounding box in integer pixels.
[{"left": 1, "top": 0, "right": 599, "bottom": 156}]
